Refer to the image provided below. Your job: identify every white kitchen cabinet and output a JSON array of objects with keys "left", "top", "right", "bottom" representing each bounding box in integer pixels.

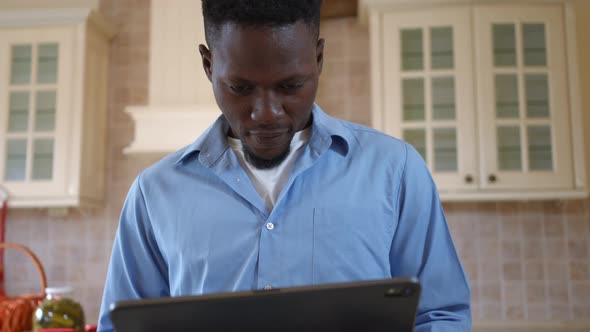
[
  {"left": 0, "top": 5, "right": 113, "bottom": 207},
  {"left": 362, "top": 0, "right": 586, "bottom": 200},
  {"left": 382, "top": 7, "right": 477, "bottom": 192},
  {"left": 475, "top": 6, "right": 573, "bottom": 191}
]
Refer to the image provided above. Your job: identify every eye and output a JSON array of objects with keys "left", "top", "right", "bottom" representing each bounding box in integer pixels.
[
  {"left": 228, "top": 84, "right": 253, "bottom": 95},
  {"left": 281, "top": 82, "right": 304, "bottom": 92}
]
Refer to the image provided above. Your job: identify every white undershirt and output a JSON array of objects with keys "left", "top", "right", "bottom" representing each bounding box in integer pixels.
[{"left": 228, "top": 128, "right": 311, "bottom": 211}]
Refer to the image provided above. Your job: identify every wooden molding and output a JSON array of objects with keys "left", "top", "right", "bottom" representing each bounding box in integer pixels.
[
  {"left": 0, "top": 0, "right": 98, "bottom": 10},
  {"left": 322, "top": 0, "right": 358, "bottom": 18},
  {"left": 0, "top": 7, "right": 92, "bottom": 27},
  {"left": 124, "top": 105, "right": 220, "bottom": 154}
]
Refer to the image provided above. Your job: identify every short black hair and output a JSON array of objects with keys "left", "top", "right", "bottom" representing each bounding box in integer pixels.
[{"left": 202, "top": 0, "right": 322, "bottom": 48}]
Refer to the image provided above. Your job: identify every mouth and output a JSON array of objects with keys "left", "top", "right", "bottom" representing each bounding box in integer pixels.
[{"left": 249, "top": 129, "right": 289, "bottom": 146}]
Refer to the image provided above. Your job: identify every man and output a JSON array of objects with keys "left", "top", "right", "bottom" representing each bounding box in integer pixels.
[{"left": 98, "top": 0, "right": 471, "bottom": 331}]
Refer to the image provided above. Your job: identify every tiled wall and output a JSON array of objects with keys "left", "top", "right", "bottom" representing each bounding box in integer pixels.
[
  {"left": 445, "top": 201, "right": 590, "bottom": 320},
  {"left": 316, "top": 19, "right": 371, "bottom": 127},
  {"left": 4, "top": 1, "right": 590, "bottom": 325}
]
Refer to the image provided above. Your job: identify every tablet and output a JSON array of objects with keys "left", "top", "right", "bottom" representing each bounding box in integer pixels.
[{"left": 110, "top": 277, "right": 421, "bottom": 332}]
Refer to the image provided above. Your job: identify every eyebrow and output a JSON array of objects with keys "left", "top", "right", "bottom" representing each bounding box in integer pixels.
[{"left": 225, "top": 74, "right": 310, "bottom": 85}]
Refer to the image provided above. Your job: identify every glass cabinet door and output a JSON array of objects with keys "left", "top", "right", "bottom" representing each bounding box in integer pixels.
[
  {"left": 492, "top": 24, "right": 553, "bottom": 173},
  {"left": 2, "top": 42, "right": 58, "bottom": 183},
  {"left": 383, "top": 8, "right": 477, "bottom": 192},
  {"left": 476, "top": 6, "right": 573, "bottom": 190}
]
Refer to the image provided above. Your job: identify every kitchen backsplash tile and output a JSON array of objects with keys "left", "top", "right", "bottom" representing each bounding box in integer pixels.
[
  {"left": 544, "top": 217, "right": 565, "bottom": 237},
  {"left": 548, "top": 281, "right": 570, "bottom": 304},
  {"left": 524, "top": 240, "right": 544, "bottom": 259},
  {"left": 480, "top": 303, "right": 504, "bottom": 320},
  {"left": 505, "top": 304, "right": 526, "bottom": 320},
  {"left": 524, "top": 262, "right": 544, "bottom": 281},
  {"left": 570, "top": 261, "right": 590, "bottom": 280},
  {"left": 502, "top": 240, "right": 522, "bottom": 260},
  {"left": 546, "top": 261, "right": 569, "bottom": 281},
  {"left": 573, "top": 304, "right": 590, "bottom": 319},
  {"left": 545, "top": 240, "right": 567, "bottom": 260},
  {"left": 527, "top": 303, "right": 548, "bottom": 320},
  {"left": 502, "top": 219, "right": 522, "bottom": 239},
  {"left": 503, "top": 281, "right": 525, "bottom": 305},
  {"left": 569, "top": 240, "right": 589, "bottom": 259},
  {"left": 504, "top": 262, "right": 524, "bottom": 281},
  {"left": 571, "top": 282, "right": 590, "bottom": 306},
  {"left": 526, "top": 282, "right": 546, "bottom": 303}
]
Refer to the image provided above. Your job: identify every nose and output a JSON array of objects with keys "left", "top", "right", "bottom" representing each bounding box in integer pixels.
[{"left": 251, "top": 90, "right": 283, "bottom": 124}]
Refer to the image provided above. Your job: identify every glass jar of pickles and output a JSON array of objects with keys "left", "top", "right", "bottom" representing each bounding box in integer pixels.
[{"left": 32, "top": 286, "right": 86, "bottom": 332}]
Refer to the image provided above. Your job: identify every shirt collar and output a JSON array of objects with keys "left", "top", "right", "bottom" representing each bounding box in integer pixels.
[{"left": 173, "top": 103, "right": 351, "bottom": 166}]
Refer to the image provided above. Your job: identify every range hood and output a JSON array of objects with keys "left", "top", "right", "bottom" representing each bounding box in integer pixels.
[{"left": 124, "top": 0, "right": 219, "bottom": 154}]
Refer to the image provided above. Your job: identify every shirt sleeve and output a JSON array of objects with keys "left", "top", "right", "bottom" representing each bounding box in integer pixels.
[
  {"left": 390, "top": 144, "right": 472, "bottom": 332},
  {"left": 97, "top": 175, "right": 169, "bottom": 332}
]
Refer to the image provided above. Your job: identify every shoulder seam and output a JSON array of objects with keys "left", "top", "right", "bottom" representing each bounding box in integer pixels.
[
  {"left": 136, "top": 172, "right": 154, "bottom": 232},
  {"left": 342, "top": 122, "right": 400, "bottom": 141}
]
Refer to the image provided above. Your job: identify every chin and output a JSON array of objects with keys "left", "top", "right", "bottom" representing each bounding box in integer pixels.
[{"left": 244, "top": 145, "right": 291, "bottom": 170}]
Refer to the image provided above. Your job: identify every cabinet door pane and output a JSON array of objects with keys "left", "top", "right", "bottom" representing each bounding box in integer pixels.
[
  {"left": 401, "top": 29, "right": 423, "bottom": 71},
  {"left": 32, "top": 139, "right": 54, "bottom": 180},
  {"left": 35, "top": 91, "right": 57, "bottom": 131},
  {"left": 525, "top": 74, "right": 550, "bottom": 118},
  {"left": 495, "top": 74, "right": 519, "bottom": 118},
  {"left": 37, "top": 43, "right": 59, "bottom": 84},
  {"left": 497, "top": 126, "right": 522, "bottom": 171},
  {"left": 528, "top": 125, "right": 553, "bottom": 171},
  {"left": 403, "top": 129, "right": 427, "bottom": 162},
  {"left": 493, "top": 24, "right": 517, "bottom": 67},
  {"left": 5, "top": 139, "right": 27, "bottom": 181},
  {"left": 431, "top": 27, "right": 454, "bottom": 69},
  {"left": 8, "top": 92, "right": 30, "bottom": 132},
  {"left": 434, "top": 128, "right": 458, "bottom": 172},
  {"left": 10, "top": 45, "right": 32, "bottom": 85},
  {"left": 432, "top": 77, "right": 456, "bottom": 120},
  {"left": 523, "top": 23, "right": 547, "bottom": 66},
  {"left": 402, "top": 78, "right": 425, "bottom": 121}
]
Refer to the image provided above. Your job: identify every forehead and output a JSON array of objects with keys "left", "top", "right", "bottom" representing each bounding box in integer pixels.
[{"left": 211, "top": 22, "right": 317, "bottom": 80}]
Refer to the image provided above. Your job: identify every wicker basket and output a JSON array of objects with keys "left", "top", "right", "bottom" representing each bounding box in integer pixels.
[{"left": 0, "top": 243, "right": 47, "bottom": 332}]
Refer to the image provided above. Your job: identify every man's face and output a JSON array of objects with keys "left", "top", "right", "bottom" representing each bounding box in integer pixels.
[{"left": 199, "top": 21, "right": 324, "bottom": 168}]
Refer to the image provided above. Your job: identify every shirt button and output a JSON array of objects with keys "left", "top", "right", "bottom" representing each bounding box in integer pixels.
[
  {"left": 266, "top": 222, "right": 275, "bottom": 231},
  {"left": 264, "top": 285, "right": 273, "bottom": 290}
]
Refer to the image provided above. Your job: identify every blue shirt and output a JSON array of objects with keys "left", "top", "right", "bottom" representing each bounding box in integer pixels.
[{"left": 98, "top": 105, "right": 471, "bottom": 331}]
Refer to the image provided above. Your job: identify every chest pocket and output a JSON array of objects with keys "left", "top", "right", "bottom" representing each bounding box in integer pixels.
[{"left": 312, "top": 207, "right": 394, "bottom": 284}]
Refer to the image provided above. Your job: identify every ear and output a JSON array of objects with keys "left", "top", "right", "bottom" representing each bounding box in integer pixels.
[
  {"left": 199, "top": 44, "right": 213, "bottom": 82},
  {"left": 316, "top": 38, "right": 325, "bottom": 75}
]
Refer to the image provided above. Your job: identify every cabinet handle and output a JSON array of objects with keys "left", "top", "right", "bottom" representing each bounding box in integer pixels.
[
  {"left": 465, "top": 175, "right": 473, "bottom": 184},
  {"left": 488, "top": 174, "right": 497, "bottom": 183}
]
